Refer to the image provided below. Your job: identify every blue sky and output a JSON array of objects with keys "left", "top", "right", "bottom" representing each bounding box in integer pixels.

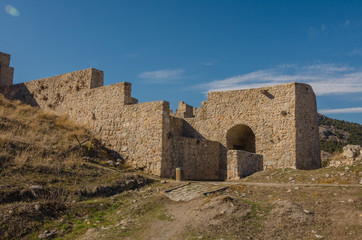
[{"left": 1, "top": 0, "right": 362, "bottom": 124}]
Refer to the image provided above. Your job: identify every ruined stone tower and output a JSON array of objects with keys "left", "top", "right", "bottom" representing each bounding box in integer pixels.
[{"left": 0, "top": 52, "right": 14, "bottom": 87}]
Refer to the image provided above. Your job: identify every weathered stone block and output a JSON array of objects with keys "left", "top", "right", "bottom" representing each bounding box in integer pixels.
[{"left": 227, "top": 150, "right": 263, "bottom": 180}]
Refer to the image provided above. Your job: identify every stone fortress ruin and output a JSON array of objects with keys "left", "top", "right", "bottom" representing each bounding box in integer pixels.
[{"left": 0, "top": 52, "right": 321, "bottom": 180}]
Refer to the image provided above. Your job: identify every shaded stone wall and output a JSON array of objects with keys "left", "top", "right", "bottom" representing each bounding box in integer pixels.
[
  {"left": 295, "top": 83, "right": 321, "bottom": 169},
  {"left": 165, "top": 136, "right": 220, "bottom": 180},
  {"left": 0, "top": 52, "right": 14, "bottom": 87},
  {"left": 227, "top": 150, "right": 263, "bottom": 180}
]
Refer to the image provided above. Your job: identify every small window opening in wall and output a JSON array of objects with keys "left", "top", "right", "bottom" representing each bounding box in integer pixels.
[{"left": 226, "top": 124, "right": 256, "bottom": 153}]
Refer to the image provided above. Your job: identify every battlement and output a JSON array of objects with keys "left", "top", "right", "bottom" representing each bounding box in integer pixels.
[
  {"left": 174, "top": 101, "right": 196, "bottom": 118},
  {"left": 0, "top": 52, "right": 14, "bottom": 87}
]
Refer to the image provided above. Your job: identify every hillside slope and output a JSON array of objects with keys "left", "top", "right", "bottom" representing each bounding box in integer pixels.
[
  {"left": 0, "top": 94, "right": 152, "bottom": 239},
  {"left": 318, "top": 114, "right": 362, "bottom": 153}
]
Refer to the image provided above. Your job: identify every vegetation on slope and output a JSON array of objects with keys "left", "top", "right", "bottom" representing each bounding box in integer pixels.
[
  {"left": 0, "top": 94, "right": 152, "bottom": 239},
  {"left": 318, "top": 114, "right": 362, "bottom": 153}
]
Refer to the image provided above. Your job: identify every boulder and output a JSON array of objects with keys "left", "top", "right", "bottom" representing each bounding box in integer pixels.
[{"left": 342, "top": 145, "right": 361, "bottom": 159}]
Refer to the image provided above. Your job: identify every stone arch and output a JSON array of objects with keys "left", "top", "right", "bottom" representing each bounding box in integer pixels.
[{"left": 226, "top": 124, "right": 255, "bottom": 153}]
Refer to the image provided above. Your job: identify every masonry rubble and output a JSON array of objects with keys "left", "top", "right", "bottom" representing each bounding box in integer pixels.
[{"left": 0, "top": 52, "right": 321, "bottom": 180}]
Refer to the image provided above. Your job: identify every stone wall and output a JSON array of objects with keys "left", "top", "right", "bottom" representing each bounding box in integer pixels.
[
  {"left": 0, "top": 52, "right": 322, "bottom": 180},
  {"left": 0, "top": 52, "right": 14, "bottom": 87},
  {"left": 0, "top": 68, "right": 166, "bottom": 176},
  {"left": 295, "top": 83, "right": 321, "bottom": 169},
  {"left": 165, "top": 136, "right": 220, "bottom": 180},
  {"left": 0, "top": 68, "right": 104, "bottom": 110},
  {"left": 227, "top": 150, "right": 263, "bottom": 180},
  {"left": 60, "top": 85, "right": 167, "bottom": 176},
  {"left": 174, "top": 101, "right": 196, "bottom": 118}
]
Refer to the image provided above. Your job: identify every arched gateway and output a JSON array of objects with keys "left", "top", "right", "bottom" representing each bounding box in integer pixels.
[
  {"left": 226, "top": 124, "right": 263, "bottom": 180},
  {"left": 226, "top": 124, "right": 255, "bottom": 153}
]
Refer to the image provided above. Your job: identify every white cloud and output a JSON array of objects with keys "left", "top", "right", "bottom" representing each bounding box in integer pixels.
[
  {"left": 5, "top": 5, "right": 20, "bottom": 17},
  {"left": 138, "top": 69, "right": 184, "bottom": 84},
  {"left": 319, "top": 107, "right": 362, "bottom": 114},
  {"left": 198, "top": 63, "right": 362, "bottom": 96}
]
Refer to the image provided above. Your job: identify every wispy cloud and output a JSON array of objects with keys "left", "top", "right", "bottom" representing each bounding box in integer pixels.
[
  {"left": 197, "top": 63, "right": 362, "bottom": 96},
  {"left": 319, "top": 107, "right": 362, "bottom": 114},
  {"left": 308, "top": 24, "right": 327, "bottom": 38},
  {"left": 349, "top": 48, "right": 362, "bottom": 56},
  {"left": 138, "top": 69, "right": 184, "bottom": 84},
  {"left": 124, "top": 53, "right": 138, "bottom": 58}
]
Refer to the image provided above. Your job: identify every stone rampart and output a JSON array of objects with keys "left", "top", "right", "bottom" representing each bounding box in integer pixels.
[
  {"left": 0, "top": 67, "right": 165, "bottom": 176},
  {"left": 0, "top": 52, "right": 322, "bottom": 180},
  {"left": 60, "top": 85, "right": 167, "bottom": 175},
  {"left": 0, "top": 68, "right": 104, "bottom": 109}
]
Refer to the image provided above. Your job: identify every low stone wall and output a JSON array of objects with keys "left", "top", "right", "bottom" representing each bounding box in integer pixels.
[
  {"left": 227, "top": 150, "right": 263, "bottom": 180},
  {"left": 167, "top": 136, "right": 220, "bottom": 180}
]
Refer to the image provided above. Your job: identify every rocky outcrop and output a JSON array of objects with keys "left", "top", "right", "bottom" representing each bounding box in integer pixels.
[
  {"left": 327, "top": 144, "right": 362, "bottom": 167},
  {"left": 342, "top": 144, "right": 362, "bottom": 159}
]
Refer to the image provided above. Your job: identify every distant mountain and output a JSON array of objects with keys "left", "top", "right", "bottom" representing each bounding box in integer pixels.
[{"left": 318, "top": 114, "right": 362, "bottom": 153}]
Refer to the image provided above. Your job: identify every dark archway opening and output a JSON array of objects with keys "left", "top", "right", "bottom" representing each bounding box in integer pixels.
[{"left": 226, "top": 124, "right": 255, "bottom": 153}]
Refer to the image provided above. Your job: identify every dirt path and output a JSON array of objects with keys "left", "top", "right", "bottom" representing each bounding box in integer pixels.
[
  {"left": 163, "top": 181, "right": 361, "bottom": 202},
  {"left": 238, "top": 181, "right": 362, "bottom": 188},
  {"left": 76, "top": 180, "right": 361, "bottom": 240}
]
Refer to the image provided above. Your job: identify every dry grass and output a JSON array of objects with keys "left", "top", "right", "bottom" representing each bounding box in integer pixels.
[
  {"left": 0, "top": 94, "right": 93, "bottom": 170},
  {"left": 0, "top": 94, "right": 155, "bottom": 240}
]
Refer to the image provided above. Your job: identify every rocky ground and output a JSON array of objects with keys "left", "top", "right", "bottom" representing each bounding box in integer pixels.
[
  {"left": 69, "top": 163, "right": 361, "bottom": 240},
  {"left": 1, "top": 160, "right": 360, "bottom": 240}
]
